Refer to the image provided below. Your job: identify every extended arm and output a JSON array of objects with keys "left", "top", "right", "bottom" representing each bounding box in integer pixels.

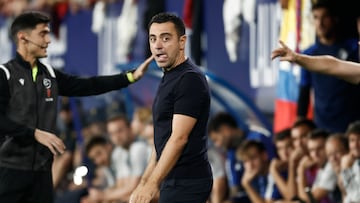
[
  {"left": 57, "top": 56, "right": 154, "bottom": 96},
  {"left": 271, "top": 40, "right": 360, "bottom": 84}
]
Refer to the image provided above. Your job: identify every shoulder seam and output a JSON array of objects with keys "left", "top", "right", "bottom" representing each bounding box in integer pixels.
[{"left": 0, "top": 65, "right": 10, "bottom": 80}]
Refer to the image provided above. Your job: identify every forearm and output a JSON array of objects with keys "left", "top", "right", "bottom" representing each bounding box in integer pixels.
[
  {"left": 295, "top": 54, "right": 360, "bottom": 84},
  {"left": 242, "top": 183, "right": 267, "bottom": 203},
  {"left": 294, "top": 54, "right": 335, "bottom": 73},
  {"left": 104, "top": 178, "right": 140, "bottom": 202},
  {"left": 271, "top": 169, "right": 293, "bottom": 200},
  {"left": 211, "top": 177, "right": 227, "bottom": 203},
  {"left": 147, "top": 135, "right": 187, "bottom": 186},
  {"left": 139, "top": 149, "right": 157, "bottom": 186},
  {"left": 287, "top": 162, "right": 298, "bottom": 199},
  {"left": 56, "top": 70, "right": 131, "bottom": 96},
  {"left": 296, "top": 166, "right": 309, "bottom": 202}
]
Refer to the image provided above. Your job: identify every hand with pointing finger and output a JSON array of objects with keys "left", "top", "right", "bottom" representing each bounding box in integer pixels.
[
  {"left": 34, "top": 129, "right": 66, "bottom": 155},
  {"left": 271, "top": 40, "right": 298, "bottom": 63}
]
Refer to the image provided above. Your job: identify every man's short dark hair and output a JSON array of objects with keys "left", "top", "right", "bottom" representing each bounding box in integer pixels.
[
  {"left": 107, "top": 113, "right": 130, "bottom": 127},
  {"left": 311, "top": 0, "right": 337, "bottom": 17},
  {"left": 292, "top": 118, "right": 316, "bottom": 130},
  {"left": 345, "top": 120, "right": 360, "bottom": 137},
  {"left": 148, "top": 12, "right": 185, "bottom": 37},
  {"left": 274, "top": 128, "right": 292, "bottom": 143},
  {"left": 85, "top": 136, "right": 109, "bottom": 155},
  {"left": 208, "top": 112, "right": 238, "bottom": 133},
  {"left": 308, "top": 128, "right": 329, "bottom": 140},
  {"left": 237, "top": 140, "right": 266, "bottom": 161},
  {"left": 10, "top": 11, "right": 50, "bottom": 43}
]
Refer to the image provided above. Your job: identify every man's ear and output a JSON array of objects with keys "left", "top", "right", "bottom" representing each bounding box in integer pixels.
[
  {"left": 179, "top": 35, "right": 186, "bottom": 50},
  {"left": 17, "top": 32, "right": 27, "bottom": 43}
]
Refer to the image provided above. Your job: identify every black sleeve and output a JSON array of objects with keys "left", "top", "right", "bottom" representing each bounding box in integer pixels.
[
  {"left": 55, "top": 69, "right": 132, "bottom": 97},
  {"left": 173, "top": 72, "right": 208, "bottom": 119},
  {"left": 297, "top": 85, "right": 311, "bottom": 118},
  {"left": 0, "top": 71, "right": 35, "bottom": 140}
]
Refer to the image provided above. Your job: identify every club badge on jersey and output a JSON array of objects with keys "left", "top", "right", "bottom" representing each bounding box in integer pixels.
[{"left": 43, "top": 78, "right": 53, "bottom": 102}]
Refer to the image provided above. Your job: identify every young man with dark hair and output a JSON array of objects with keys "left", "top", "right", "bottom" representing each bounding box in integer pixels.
[
  {"left": 84, "top": 114, "right": 149, "bottom": 203},
  {"left": 130, "top": 12, "right": 212, "bottom": 203},
  {"left": 340, "top": 121, "right": 360, "bottom": 203},
  {"left": 269, "top": 128, "right": 294, "bottom": 200},
  {"left": 295, "top": 0, "right": 360, "bottom": 133},
  {"left": 237, "top": 140, "right": 271, "bottom": 203},
  {"left": 208, "top": 112, "right": 274, "bottom": 203},
  {"left": 0, "top": 11, "right": 153, "bottom": 203},
  {"left": 291, "top": 118, "right": 316, "bottom": 151},
  {"left": 297, "top": 129, "right": 338, "bottom": 203}
]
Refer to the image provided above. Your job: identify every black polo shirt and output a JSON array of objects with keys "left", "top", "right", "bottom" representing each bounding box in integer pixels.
[{"left": 152, "top": 59, "right": 212, "bottom": 180}]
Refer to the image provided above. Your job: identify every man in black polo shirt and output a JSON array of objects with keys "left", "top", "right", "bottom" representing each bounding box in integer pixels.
[{"left": 130, "top": 13, "right": 213, "bottom": 203}]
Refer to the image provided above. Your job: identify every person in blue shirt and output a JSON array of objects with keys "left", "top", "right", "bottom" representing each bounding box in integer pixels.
[
  {"left": 297, "top": 1, "right": 360, "bottom": 133},
  {"left": 208, "top": 112, "right": 274, "bottom": 203},
  {"left": 237, "top": 140, "right": 271, "bottom": 203}
]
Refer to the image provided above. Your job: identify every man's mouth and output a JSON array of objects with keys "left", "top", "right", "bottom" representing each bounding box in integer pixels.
[{"left": 156, "top": 53, "right": 167, "bottom": 61}]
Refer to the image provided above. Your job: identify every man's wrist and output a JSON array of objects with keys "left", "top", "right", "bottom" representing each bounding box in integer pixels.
[
  {"left": 293, "top": 53, "right": 299, "bottom": 63},
  {"left": 126, "top": 72, "right": 136, "bottom": 83}
]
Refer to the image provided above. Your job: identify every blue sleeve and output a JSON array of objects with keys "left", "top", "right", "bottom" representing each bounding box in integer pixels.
[{"left": 226, "top": 150, "right": 243, "bottom": 187}]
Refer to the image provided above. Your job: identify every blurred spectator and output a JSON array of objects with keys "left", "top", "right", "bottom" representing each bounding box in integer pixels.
[
  {"left": 325, "top": 133, "right": 349, "bottom": 202},
  {"left": 297, "top": 129, "right": 337, "bottom": 203},
  {"left": 208, "top": 112, "right": 274, "bottom": 203},
  {"left": 131, "top": 107, "right": 152, "bottom": 139},
  {"left": 297, "top": 0, "right": 360, "bottom": 133},
  {"left": 341, "top": 121, "right": 360, "bottom": 203},
  {"left": 83, "top": 114, "right": 148, "bottom": 202},
  {"left": 237, "top": 140, "right": 270, "bottom": 203},
  {"left": 268, "top": 128, "right": 294, "bottom": 200},
  {"left": 207, "top": 147, "right": 228, "bottom": 203},
  {"left": 287, "top": 118, "right": 316, "bottom": 199},
  {"left": 291, "top": 119, "right": 316, "bottom": 151}
]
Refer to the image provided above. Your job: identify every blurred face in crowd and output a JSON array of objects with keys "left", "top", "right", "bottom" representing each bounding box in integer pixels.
[
  {"left": 275, "top": 137, "right": 293, "bottom": 162},
  {"left": 88, "top": 144, "right": 111, "bottom": 167},
  {"left": 149, "top": 22, "right": 186, "bottom": 70},
  {"left": 312, "top": 7, "right": 336, "bottom": 40},
  {"left": 308, "top": 138, "right": 327, "bottom": 167},
  {"left": 209, "top": 125, "right": 234, "bottom": 149},
  {"left": 348, "top": 133, "right": 360, "bottom": 158},
  {"left": 142, "top": 123, "right": 154, "bottom": 141},
  {"left": 107, "top": 119, "right": 132, "bottom": 147},
  {"left": 131, "top": 113, "right": 145, "bottom": 136},
  {"left": 291, "top": 125, "right": 311, "bottom": 151},
  {"left": 240, "top": 147, "right": 268, "bottom": 175},
  {"left": 325, "top": 138, "right": 348, "bottom": 172}
]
